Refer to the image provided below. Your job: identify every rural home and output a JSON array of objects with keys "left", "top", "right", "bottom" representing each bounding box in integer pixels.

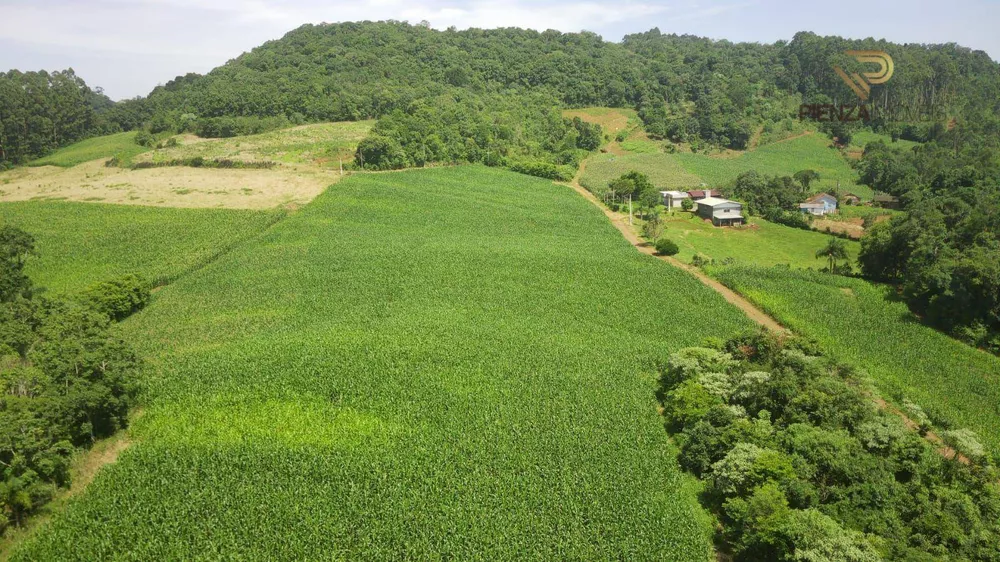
[
  {"left": 687, "top": 189, "right": 721, "bottom": 201},
  {"left": 696, "top": 197, "right": 744, "bottom": 226},
  {"left": 660, "top": 190, "right": 690, "bottom": 209},
  {"left": 798, "top": 193, "right": 838, "bottom": 216}
]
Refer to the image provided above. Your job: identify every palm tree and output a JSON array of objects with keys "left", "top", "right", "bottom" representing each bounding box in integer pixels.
[{"left": 816, "top": 238, "right": 849, "bottom": 272}]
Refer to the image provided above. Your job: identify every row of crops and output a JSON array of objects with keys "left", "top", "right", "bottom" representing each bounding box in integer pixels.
[
  {"left": 0, "top": 201, "right": 284, "bottom": 294},
  {"left": 12, "top": 166, "right": 754, "bottom": 559},
  {"left": 709, "top": 264, "right": 1000, "bottom": 456}
]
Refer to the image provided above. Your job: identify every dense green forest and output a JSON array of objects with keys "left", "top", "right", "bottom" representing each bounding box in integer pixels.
[{"left": 5, "top": 22, "right": 1000, "bottom": 169}]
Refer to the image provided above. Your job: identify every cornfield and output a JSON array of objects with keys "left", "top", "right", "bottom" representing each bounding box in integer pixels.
[{"left": 12, "top": 166, "right": 753, "bottom": 560}]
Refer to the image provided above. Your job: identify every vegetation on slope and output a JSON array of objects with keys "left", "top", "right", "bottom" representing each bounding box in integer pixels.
[
  {"left": 658, "top": 332, "right": 1000, "bottom": 561},
  {"left": 710, "top": 264, "right": 1000, "bottom": 457},
  {"left": 0, "top": 201, "right": 283, "bottom": 293},
  {"left": 11, "top": 166, "right": 753, "bottom": 560}
]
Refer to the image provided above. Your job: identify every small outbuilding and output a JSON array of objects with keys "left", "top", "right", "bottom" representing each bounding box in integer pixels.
[
  {"left": 873, "top": 193, "right": 900, "bottom": 209},
  {"left": 687, "top": 189, "right": 722, "bottom": 201},
  {"left": 660, "top": 190, "right": 690, "bottom": 209},
  {"left": 799, "top": 193, "right": 838, "bottom": 216},
  {"left": 696, "top": 197, "right": 744, "bottom": 227},
  {"left": 842, "top": 193, "right": 862, "bottom": 206}
]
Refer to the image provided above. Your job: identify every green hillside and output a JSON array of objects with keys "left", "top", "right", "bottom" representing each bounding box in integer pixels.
[{"left": 12, "top": 166, "right": 752, "bottom": 560}]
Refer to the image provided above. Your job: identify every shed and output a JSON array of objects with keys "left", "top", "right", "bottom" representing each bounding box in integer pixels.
[
  {"left": 660, "top": 190, "right": 690, "bottom": 209},
  {"left": 842, "top": 193, "right": 862, "bottom": 205},
  {"left": 696, "top": 197, "right": 744, "bottom": 226}
]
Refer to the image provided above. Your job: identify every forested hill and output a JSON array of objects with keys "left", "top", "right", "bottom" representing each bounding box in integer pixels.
[
  {"left": 130, "top": 22, "right": 1000, "bottom": 141},
  {"left": 3, "top": 21, "right": 1000, "bottom": 167}
]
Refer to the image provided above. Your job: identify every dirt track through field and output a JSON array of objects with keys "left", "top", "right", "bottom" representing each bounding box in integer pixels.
[{"left": 561, "top": 162, "right": 786, "bottom": 332}]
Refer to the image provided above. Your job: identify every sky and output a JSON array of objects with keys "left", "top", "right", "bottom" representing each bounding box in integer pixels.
[{"left": 1, "top": 0, "right": 998, "bottom": 100}]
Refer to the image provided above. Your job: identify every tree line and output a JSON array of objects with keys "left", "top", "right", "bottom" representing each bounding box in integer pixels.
[{"left": 0, "top": 226, "right": 145, "bottom": 531}]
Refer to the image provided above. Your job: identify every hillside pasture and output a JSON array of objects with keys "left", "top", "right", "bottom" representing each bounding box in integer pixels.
[
  {"left": 711, "top": 264, "right": 1000, "bottom": 456},
  {"left": 0, "top": 200, "right": 283, "bottom": 293},
  {"left": 29, "top": 132, "right": 152, "bottom": 168},
  {"left": 11, "top": 166, "right": 754, "bottom": 560},
  {"left": 561, "top": 107, "right": 637, "bottom": 136}
]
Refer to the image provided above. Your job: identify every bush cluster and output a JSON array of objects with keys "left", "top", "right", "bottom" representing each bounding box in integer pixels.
[{"left": 657, "top": 332, "right": 1000, "bottom": 561}]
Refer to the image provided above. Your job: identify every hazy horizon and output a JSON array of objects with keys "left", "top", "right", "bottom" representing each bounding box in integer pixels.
[{"left": 2, "top": 0, "right": 998, "bottom": 101}]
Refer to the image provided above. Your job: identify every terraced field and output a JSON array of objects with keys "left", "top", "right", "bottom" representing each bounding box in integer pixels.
[
  {"left": 11, "top": 166, "right": 753, "bottom": 560},
  {"left": 0, "top": 200, "right": 283, "bottom": 293}
]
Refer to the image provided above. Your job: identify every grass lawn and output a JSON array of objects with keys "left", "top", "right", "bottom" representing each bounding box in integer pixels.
[
  {"left": 711, "top": 264, "right": 1000, "bottom": 456},
  {"left": 0, "top": 201, "right": 284, "bottom": 293},
  {"left": 29, "top": 132, "right": 152, "bottom": 168},
  {"left": 660, "top": 212, "right": 860, "bottom": 269},
  {"left": 12, "top": 166, "right": 752, "bottom": 560}
]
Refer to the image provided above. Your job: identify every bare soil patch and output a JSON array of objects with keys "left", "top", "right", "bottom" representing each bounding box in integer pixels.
[
  {"left": 814, "top": 218, "right": 864, "bottom": 239},
  {"left": 0, "top": 159, "right": 341, "bottom": 209}
]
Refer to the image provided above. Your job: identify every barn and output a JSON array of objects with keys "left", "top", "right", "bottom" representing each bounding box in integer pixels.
[{"left": 696, "top": 197, "right": 744, "bottom": 226}]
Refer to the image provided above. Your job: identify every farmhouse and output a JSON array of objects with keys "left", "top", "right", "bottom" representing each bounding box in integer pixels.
[
  {"left": 798, "top": 193, "right": 838, "bottom": 216},
  {"left": 687, "top": 189, "right": 721, "bottom": 201},
  {"left": 696, "top": 196, "right": 744, "bottom": 226},
  {"left": 660, "top": 190, "right": 690, "bottom": 209}
]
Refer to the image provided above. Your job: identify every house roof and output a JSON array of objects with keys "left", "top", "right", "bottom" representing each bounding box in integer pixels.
[
  {"left": 842, "top": 192, "right": 861, "bottom": 198},
  {"left": 660, "top": 190, "right": 690, "bottom": 198},
  {"left": 799, "top": 203, "right": 825, "bottom": 209},
  {"left": 805, "top": 193, "right": 837, "bottom": 204},
  {"left": 698, "top": 196, "right": 740, "bottom": 207},
  {"left": 687, "top": 189, "right": 721, "bottom": 198}
]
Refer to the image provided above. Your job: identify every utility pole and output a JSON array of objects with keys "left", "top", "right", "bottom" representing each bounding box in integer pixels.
[
  {"left": 339, "top": 158, "right": 343, "bottom": 176},
  {"left": 629, "top": 194, "right": 633, "bottom": 225}
]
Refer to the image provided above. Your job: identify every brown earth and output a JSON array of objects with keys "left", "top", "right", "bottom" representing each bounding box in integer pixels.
[{"left": 0, "top": 158, "right": 341, "bottom": 209}]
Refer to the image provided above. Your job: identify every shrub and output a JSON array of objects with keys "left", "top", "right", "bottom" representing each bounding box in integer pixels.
[
  {"left": 133, "top": 130, "right": 156, "bottom": 148},
  {"left": 655, "top": 238, "right": 679, "bottom": 256},
  {"left": 79, "top": 274, "right": 152, "bottom": 322}
]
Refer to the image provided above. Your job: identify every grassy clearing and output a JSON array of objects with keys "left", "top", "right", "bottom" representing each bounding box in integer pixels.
[
  {"left": 562, "top": 107, "right": 638, "bottom": 135},
  {"left": 0, "top": 201, "right": 283, "bottom": 293},
  {"left": 710, "top": 264, "right": 1000, "bottom": 456},
  {"left": 29, "top": 132, "right": 151, "bottom": 168},
  {"left": 673, "top": 133, "right": 870, "bottom": 198},
  {"left": 12, "top": 166, "right": 753, "bottom": 560},
  {"left": 849, "top": 130, "right": 920, "bottom": 153},
  {"left": 137, "top": 121, "right": 374, "bottom": 168},
  {"left": 661, "top": 212, "right": 860, "bottom": 269}
]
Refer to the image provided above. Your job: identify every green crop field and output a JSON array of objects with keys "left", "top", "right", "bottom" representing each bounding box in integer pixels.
[
  {"left": 0, "top": 201, "right": 283, "bottom": 293},
  {"left": 710, "top": 264, "right": 1000, "bottom": 456},
  {"left": 29, "top": 132, "right": 152, "bottom": 168},
  {"left": 580, "top": 132, "right": 870, "bottom": 199},
  {"left": 580, "top": 152, "right": 704, "bottom": 193},
  {"left": 11, "top": 166, "right": 753, "bottom": 560},
  {"left": 661, "top": 213, "right": 859, "bottom": 269},
  {"left": 673, "top": 133, "right": 869, "bottom": 198}
]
